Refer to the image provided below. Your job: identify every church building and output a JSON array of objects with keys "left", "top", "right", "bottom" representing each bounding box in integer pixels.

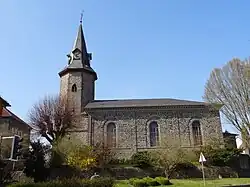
[{"left": 58, "top": 21, "right": 224, "bottom": 158}]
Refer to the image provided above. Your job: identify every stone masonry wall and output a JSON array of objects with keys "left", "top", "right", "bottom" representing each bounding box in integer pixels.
[
  {"left": 80, "top": 72, "right": 95, "bottom": 108},
  {"left": 0, "top": 117, "right": 30, "bottom": 158},
  {"left": 60, "top": 71, "right": 95, "bottom": 136},
  {"left": 59, "top": 73, "right": 69, "bottom": 98},
  {"left": 0, "top": 118, "right": 10, "bottom": 136},
  {"left": 0, "top": 118, "right": 29, "bottom": 137},
  {"left": 85, "top": 106, "right": 224, "bottom": 159},
  {"left": 60, "top": 70, "right": 95, "bottom": 112}
]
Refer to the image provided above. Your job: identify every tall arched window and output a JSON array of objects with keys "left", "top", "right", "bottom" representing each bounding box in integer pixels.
[
  {"left": 107, "top": 122, "right": 116, "bottom": 148},
  {"left": 192, "top": 120, "right": 202, "bottom": 146},
  {"left": 71, "top": 84, "right": 77, "bottom": 92},
  {"left": 149, "top": 121, "right": 159, "bottom": 147}
]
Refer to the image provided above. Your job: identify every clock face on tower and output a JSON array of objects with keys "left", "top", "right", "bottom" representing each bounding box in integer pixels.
[{"left": 73, "top": 50, "right": 81, "bottom": 60}]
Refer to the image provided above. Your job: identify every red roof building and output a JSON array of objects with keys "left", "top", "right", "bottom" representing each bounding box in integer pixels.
[{"left": 0, "top": 96, "right": 29, "bottom": 137}]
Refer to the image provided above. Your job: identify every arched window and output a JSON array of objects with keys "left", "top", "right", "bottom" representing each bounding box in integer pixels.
[
  {"left": 71, "top": 84, "right": 77, "bottom": 92},
  {"left": 149, "top": 121, "right": 159, "bottom": 147},
  {"left": 107, "top": 122, "right": 116, "bottom": 148},
  {"left": 192, "top": 120, "right": 202, "bottom": 146}
]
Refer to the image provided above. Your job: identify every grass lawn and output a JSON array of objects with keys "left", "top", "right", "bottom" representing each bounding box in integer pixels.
[{"left": 116, "top": 178, "right": 250, "bottom": 187}]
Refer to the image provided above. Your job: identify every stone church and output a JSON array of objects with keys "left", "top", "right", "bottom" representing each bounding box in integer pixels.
[{"left": 58, "top": 21, "right": 224, "bottom": 158}]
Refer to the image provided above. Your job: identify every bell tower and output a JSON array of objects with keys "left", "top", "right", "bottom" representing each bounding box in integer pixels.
[{"left": 58, "top": 19, "right": 97, "bottom": 115}]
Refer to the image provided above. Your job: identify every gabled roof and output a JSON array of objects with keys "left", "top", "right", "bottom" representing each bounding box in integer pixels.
[
  {"left": 85, "top": 98, "right": 210, "bottom": 109},
  {"left": 0, "top": 96, "right": 11, "bottom": 107},
  {"left": 0, "top": 107, "right": 28, "bottom": 126}
]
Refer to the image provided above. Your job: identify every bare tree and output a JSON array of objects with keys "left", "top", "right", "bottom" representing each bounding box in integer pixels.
[
  {"left": 204, "top": 58, "right": 250, "bottom": 147},
  {"left": 28, "top": 95, "right": 77, "bottom": 144}
]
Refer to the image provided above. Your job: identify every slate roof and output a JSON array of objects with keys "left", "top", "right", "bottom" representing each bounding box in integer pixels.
[
  {"left": 85, "top": 98, "right": 209, "bottom": 109},
  {"left": 72, "top": 23, "right": 88, "bottom": 59},
  {"left": 58, "top": 23, "right": 97, "bottom": 80}
]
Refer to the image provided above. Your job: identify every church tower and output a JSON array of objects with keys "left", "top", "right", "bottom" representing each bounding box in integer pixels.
[{"left": 59, "top": 20, "right": 97, "bottom": 115}]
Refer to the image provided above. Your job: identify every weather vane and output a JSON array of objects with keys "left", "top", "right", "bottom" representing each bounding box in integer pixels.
[{"left": 80, "top": 10, "right": 84, "bottom": 24}]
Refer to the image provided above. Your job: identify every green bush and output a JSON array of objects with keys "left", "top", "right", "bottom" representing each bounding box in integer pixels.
[
  {"left": 50, "top": 148, "right": 65, "bottom": 167},
  {"left": 0, "top": 160, "right": 14, "bottom": 184},
  {"left": 199, "top": 146, "right": 242, "bottom": 167},
  {"left": 129, "top": 177, "right": 171, "bottom": 187},
  {"left": 109, "top": 158, "right": 132, "bottom": 165},
  {"left": 130, "top": 178, "right": 149, "bottom": 187},
  {"left": 23, "top": 142, "right": 50, "bottom": 182},
  {"left": 143, "top": 177, "right": 160, "bottom": 186},
  {"left": 88, "top": 177, "right": 114, "bottom": 187},
  {"left": 7, "top": 177, "right": 115, "bottom": 187},
  {"left": 155, "top": 177, "right": 171, "bottom": 185},
  {"left": 129, "top": 177, "right": 138, "bottom": 184},
  {"left": 131, "top": 151, "right": 155, "bottom": 168}
]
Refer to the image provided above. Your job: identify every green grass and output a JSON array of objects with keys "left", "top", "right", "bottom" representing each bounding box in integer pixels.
[{"left": 115, "top": 178, "right": 250, "bottom": 187}]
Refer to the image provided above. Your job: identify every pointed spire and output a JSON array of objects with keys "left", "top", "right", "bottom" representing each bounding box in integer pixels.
[
  {"left": 67, "top": 13, "right": 91, "bottom": 68},
  {"left": 72, "top": 14, "right": 87, "bottom": 57},
  {"left": 59, "top": 15, "right": 97, "bottom": 80}
]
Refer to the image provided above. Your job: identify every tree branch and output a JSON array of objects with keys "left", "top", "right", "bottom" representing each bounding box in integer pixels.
[{"left": 28, "top": 94, "right": 77, "bottom": 145}]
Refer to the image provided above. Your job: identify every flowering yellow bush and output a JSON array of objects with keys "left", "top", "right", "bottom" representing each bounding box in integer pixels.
[
  {"left": 52, "top": 136, "right": 113, "bottom": 170},
  {"left": 67, "top": 151, "right": 96, "bottom": 170},
  {"left": 65, "top": 143, "right": 97, "bottom": 170}
]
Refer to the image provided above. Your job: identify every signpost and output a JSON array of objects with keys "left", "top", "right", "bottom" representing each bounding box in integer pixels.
[{"left": 199, "top": 152, "right": 206, "bottom": 187}]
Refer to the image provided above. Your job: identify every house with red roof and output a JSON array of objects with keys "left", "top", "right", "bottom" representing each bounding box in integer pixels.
[{"left": 0, "top": 96, "right": 29, "bottom": 138}]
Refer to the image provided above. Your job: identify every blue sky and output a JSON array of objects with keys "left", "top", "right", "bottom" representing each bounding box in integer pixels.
[{"left": 1, "top": 0, "right": 250, "bottom": 133}]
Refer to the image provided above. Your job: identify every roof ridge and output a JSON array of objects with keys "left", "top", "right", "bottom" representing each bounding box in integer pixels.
[
  {"left": 5, "top": 108, "right": 28, "bottom": 126},
  {"left": 0, "top": 96, "right": 11, "bottom": 107},
  {"left": 93, "top": 98, "right": 205, "bottom": 102},
  {"left": 86, "top": 98, "right": 209, "bottom": 109}
]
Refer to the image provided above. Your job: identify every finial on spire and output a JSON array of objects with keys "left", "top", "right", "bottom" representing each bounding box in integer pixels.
[{"left": 80, "top": 10, "right": 84, "bottom": 24}]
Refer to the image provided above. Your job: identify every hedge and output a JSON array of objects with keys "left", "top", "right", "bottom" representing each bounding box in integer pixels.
[
  {"left": 129, "top": 177, "right": 171, "bottom": 187},
  {"left": 131, "top": 151, "right": 155, "bottom": 168},
  {"left": 7, "top": 177, "right": 114, "bottom": 187}
]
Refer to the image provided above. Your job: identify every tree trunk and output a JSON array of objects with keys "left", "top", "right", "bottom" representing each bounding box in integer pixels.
[
  {"left": 164, "top": 169, "right": 170, "bottom": 179},
  {"left": 42, "top": 133, "right": 53, "bottom": 144}
]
